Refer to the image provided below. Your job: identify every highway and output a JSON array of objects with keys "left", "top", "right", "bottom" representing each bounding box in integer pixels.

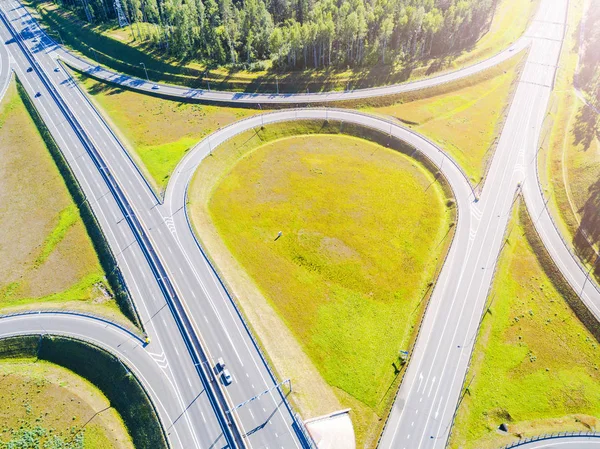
[
  {"left": 13, "top": 0, "right": 535, "bottom": 104},
  {"left": 377, "top": 1, "right": 594, "bottom": 448},
  {"left": 0, "top": 2, "right": 307, "bottom": 448},
  {"left": 2, "top": 0, "right": 600, "bottom": 448},
  {"left": 0, "top": 13, "right": 226, "bottom": 449},
  {"left": 0, "top": 22, "right": 10, "bottom": 100},
  {"left": 506, "top": 437, "right": 600, "bottom": 449},
  {"left": 0, "top": 311, "right": 184, "bottom": 437}
]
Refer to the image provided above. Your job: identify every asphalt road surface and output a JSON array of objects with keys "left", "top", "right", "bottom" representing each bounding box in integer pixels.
[
  {"left": 2, "top": 0, "right": 600, "bottom": 448},
  {"left": 0, "top": 3, "right": 306, "bottom": 448},
  {"left": 0, "top": 17, "right": 229, "bottom": 449},
  {"left": 13, "top": 0, "right": 537, "bottom": 104},
  {"left": 376, "top": 1, "right": 588, "bottom": 448},
  {"left": 510, "top": 437, "right": 600, "bottom": 449}
]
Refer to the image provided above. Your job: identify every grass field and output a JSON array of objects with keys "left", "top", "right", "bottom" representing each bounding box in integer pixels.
[
  {"left": 188, "top": 121, "right": 456, "bottom": 447},
  {"left": 73, "top": 71, "right": 258, "bottom": 193},
  {"left": 0, "top": 358, "right": 134, "bottom": 449},
  {"left": 449, "top": 200, "right": 600, "bottom": 449},
  {"left": 541, "top": 0, "right": 600, "bottom": 283},
  {"left": 73, "top": 51, "right": 522, "bottom": 195},
  {"left": 0, "top": 80, "right": 128, "bottom": 325},
  {"left": 27, "top": 0, "right": 536, "bottom": 92},
  {"left": 364, "top": 52, "right": 524, "bottom": 185}
]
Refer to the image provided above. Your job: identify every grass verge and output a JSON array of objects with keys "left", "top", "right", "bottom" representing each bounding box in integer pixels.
[
  {"left": 541, "top": 0, "right": 600, "bottom": 283},
  {"left": 0, "top": 358, "right": 134, "bottom": 449},
  {"left": 188, "top": 120, "right": 456, "bottom": 448},
  {"left": 0, "top": 79, "right": 138, "bottom": 328},
  {"left": 26, "top": 0, "right": 536, "bottom": 92},
  {"left": 449, "top": 198, "right": 600, "bottom": 449},
  {"left": 71, "top": 51, "right": 523, "bottom": 196},
  {"left": 0, "top": 335, "right": 168, "bottom": 449},
  {"left": 71, "top": 70, "right": 258, "bottom": 193},
  {"left": 361, "top": 51, "right": 525, "bottom": 185}
]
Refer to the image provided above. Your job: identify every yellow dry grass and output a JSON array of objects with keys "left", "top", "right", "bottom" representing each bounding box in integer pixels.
[{"left": 364, "top": 53, "right": 524, "bottom": 184}]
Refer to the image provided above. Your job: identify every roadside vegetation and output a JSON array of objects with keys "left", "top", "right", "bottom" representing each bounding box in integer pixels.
[
  {"left": 73, "top": 51, "right": 522, "bottom": 193},
  {"left": 449, "top": 199, "right": 600, "bottom": 449},
  {"left": 364, "top": 52, "right": 524, "bottom": 185},
  {"left": 28, "top": 0, "right": 536, "bottom": 92},
  {"left": 0, "top": 335, "right": 167, "bottom": 449},
  {"left": 188, "top": 120, "right": 456, "bottom": 447},
  {"left": 0, "top": 359, "right": 134, "bottom": 449},
  {"left": 541, "top": 0, "right": 600, "bottom": 283},
  {"left": 73, "top": 71, "right": 258, "bottom": 193},
  {"left": 0, "top": 80, "right": 132, "bottom": 326}
]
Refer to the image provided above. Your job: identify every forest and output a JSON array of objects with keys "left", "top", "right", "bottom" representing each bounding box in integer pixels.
[{"left": 55, "top": 0, "right": 499, "bottom": 70}]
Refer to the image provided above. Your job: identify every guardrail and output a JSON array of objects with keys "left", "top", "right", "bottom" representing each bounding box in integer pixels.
[
  {"left": 0, "top": 10, "right": 244, "bottom": 449},
  {"left": 59, "top": 47, "right": 316, "bottom": 447},
  {"left": 0, "top": 309, "right": 143, "bottom": 340},
  {"left": 500, "top": 431, "right": 600, "bottom": 448},
  {"left": 179, "top": 113, "right": 465, "bottom": 449},
  {"left": 15, "top": 74, "right": 144, "bottom": 330},
  {"left": 0, "top": 332, "right": 170, "bottom": 449},
  {"left": 182, "top": 188, "right": 318, "bottom": 449},
  {"left": 16, "top": 0, "right": 531, "bottom": 103}
]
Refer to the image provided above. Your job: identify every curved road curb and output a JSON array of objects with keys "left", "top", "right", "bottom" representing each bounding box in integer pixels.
[{"left": 10, "top": 0, "right": 538, "bottom": 104}]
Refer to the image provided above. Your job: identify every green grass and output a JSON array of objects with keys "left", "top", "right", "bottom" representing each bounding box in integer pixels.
[
  {"left": 541, "top": 0, "right": 600, "bottom": 284},
  {"left": 449, "top": 200, "right": 600, "bottom": 449},
  {"left": 189, "top": 121, "right": 455, "bottom": 447},
  {"left": 0, "top": 358, "right": 134, "bottom": 449},
  {"left": 363, "top": 52, "right": 524, "bottom": 184},
  {"left": 0, "top": 81, "right": 130, "bottom": 326},
  {"left": 73, "top": 71, "right": 258, "bottom": 193},
  {"left": 26, "top": 0, "right": 536, "bottom": 92},
  {"left": 72, "top": 51, "right": 522, "bottom": 196}
]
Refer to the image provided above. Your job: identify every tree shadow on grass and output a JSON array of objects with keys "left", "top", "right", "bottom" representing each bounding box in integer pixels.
[
  {"left": 572, "top": 105, "right": 599, "bottom": 152},
  {"left": 570, "top": 104, "right": 600, "bottom": 275},
  {"left": 574, "top": 178, "right": 600, "bottom": 277}
]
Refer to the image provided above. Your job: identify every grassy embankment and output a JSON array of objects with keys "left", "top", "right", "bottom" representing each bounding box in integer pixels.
[
  {"left": 449, "top": 199, "right": 600, "bottom": 449},
  {"left": 0, "top": 360, "right": 134, "bottom": 449},
  {"left": 26, "top": 0, "right": 536, "bottom": 92},
  {"left": 72, "top": 72, "right": 258, "bottom": 193},
  {"left": 188, "top": 121, "right": 456, "bottom": 448},
  {"left": 540, "top": 0, "right": 600, "bottom": 282},
  {"left": 0, "top": 335, "right": 167, "bottom": 449},
  {"left": 73, "top": 50, "right": 523, "bottom": 193},
  {"left": 363, "top": 51, "right": 524, "bottom": 185},
  {"left": 0, "top": 80, "right": 134, "bottom": 326}
]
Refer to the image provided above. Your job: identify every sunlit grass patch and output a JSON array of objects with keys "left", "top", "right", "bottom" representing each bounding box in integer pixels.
[
  {"left": 449, "top": 200, "right": 600, "bottom": 449},
  {"left": 0, "top": 358, "right": 134, "bottom": 449},
  {"left": 189, "top": 123, "right": 455, "bottom": 446},
  {"left": 541, "top": 0, "right": 600, "bottom": 284},
  {"left": 364, "top": 53, "right": 524, "bottom": 184},
  {"left": 72, "top": 71, "right": 258, "bottom": 193},
  {"left": 26, "top": 0, "right": 536, "bottom": 92}
]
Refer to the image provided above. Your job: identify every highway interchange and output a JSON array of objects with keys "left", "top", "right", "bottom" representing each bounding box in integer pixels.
[{"left": 0, "top": 0, "right": 599, "bottom": 448}]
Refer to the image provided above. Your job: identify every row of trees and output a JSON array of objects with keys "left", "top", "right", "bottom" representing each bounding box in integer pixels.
[{"left": 58, "top": 0, "right": 498, "bottom": 69}]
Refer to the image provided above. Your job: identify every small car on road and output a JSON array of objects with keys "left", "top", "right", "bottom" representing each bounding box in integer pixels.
[{"left": 222, "top": 369, "right": 233, "bottom": 386}]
